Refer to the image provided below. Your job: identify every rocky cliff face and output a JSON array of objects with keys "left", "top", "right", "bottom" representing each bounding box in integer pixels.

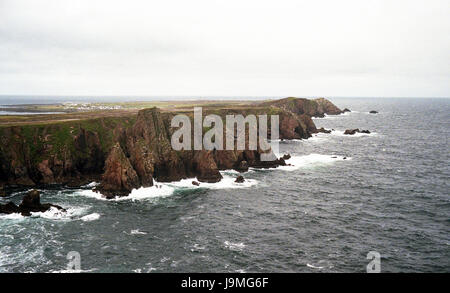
[
  {"left": 0, "top": 117, "right": 134, "bottom": 188},
  {"left": 0, "top": 97, "right": 344, "bottom": 198},
  {"left": 262, "top": 97, "right": 343, "bottom": 118}
]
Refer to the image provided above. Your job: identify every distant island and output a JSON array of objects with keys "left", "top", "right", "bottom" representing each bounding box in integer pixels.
[{"left": 0, "top": 97, "right": 346, "bottom": 199}]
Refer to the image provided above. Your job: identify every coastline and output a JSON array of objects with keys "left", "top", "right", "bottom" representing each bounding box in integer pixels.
[{"left": 0, "top": 97, "right": 346, "bottom": 199}]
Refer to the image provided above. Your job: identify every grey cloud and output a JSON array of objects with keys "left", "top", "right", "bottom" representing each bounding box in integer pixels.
[{"left": 0, "top": 0, "right": 449, "bottom": 97}]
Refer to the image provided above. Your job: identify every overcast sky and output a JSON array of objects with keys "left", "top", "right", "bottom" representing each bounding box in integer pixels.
[{"left": 0, "top": 0, "right": 449, "bottom": 97}]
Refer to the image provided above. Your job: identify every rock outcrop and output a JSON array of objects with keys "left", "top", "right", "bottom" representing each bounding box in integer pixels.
[
  {"left": 317, "top": 127, "right": 332, "bottom": 134},
  {"left": 344, "top": 129, "right": 371, "bottom": 135},
  {"left": 262, "top": 97, "right": 344, "bottom": 118},
  {"left": 234, "top": 160, "right": 249, "bottom": 173},
  {"left": 95, "top": 143, "right": 140, "bottom": 199},
  {"left": 0, "top": 189, "right": 65, "bottom": 216}
]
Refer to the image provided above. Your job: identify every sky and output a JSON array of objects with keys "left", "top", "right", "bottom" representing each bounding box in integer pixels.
[{"left": 0, "top": 0, "right": 449, "bottom": 97}]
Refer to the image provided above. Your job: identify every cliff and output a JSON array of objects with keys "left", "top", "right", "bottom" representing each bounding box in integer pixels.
[{"left": 0, "top": 97, "right": 344, "bottom": 198}]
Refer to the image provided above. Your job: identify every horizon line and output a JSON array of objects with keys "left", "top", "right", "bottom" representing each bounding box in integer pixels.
[{"left": 0, "top": 94, "right": 449, "bottom": 99}]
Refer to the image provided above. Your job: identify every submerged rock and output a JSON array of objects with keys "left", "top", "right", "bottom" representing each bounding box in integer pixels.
[
  {"left": 0, "top": 189, "right": 65, "bottom": 216},
  {"left": 344, "top": 129, "right": 359, "bottom": 135},
  {"left": 235, "top": 176, "right": 245, "bottom": 183},
  {"left": 369, "top": 110, "right": 378, "bottom": 114},
  {"left": 282, "top": 154, "right": 291, "bottom": 160},
  {"left": 344, "top": 129, "right": 371, "bottom": 135},
  {"left": 317, "top": 127, "right": 332, "bottom": 134}
]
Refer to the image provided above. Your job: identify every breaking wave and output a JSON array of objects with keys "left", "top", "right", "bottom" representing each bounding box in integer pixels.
[
  {"left": 224, "top": 241, "right": 246, "bottom": 251},
  {"left": 330, "top": 130, "right": 378, "bottom": 137},
  {"left": 80, "top": 213, "right": 101, "bottom": 222},
  {"left": 278, "top": 154, "right": 351, "bottom": 171},
  {"left": 0, "top": 206, "right": 90, "bottom": 222},
  {"left": 75, "top": 173, "right": 258, "bottom": 201}
]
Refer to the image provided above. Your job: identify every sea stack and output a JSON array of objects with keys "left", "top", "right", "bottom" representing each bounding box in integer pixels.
[{"left": 0, "top": 189, "right": 65, "bottom": 216}]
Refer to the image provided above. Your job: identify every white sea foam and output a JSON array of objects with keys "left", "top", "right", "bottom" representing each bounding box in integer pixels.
[
  {"left": 81, "top": 182, "right": 99, "bottom": 188},
  {"left": 190, "top": 243, "right": 206, "bottom": 252},
  {"left": 0, "top": 213, "right": 24, "bottom": 220},
  {"left": 330, "top": 130, "right": 377, "bottom": 137},
  {"left": 224, "top": 241, "right": 246, "bottom": 251},
  {"left": 130, "top": 229, "right": 147, "bottom": 235},
  {"left": 168, "top": 174, "right": 258, "bottom": 190},
  {"left": 312, "top": 113, "right": 340, "bottom": 120},
  {"left": 305, "top": 133, "right": 331, "bottom": 143},
  {"left": 76, "top": 183, "right": 174, "bottom": 202},
  {"left": 76, "top": 173, "right": 258, "bottom": 201},
  {"left": 0, "top": 206, "right": 91, "bottom": 222},
  {"left": 50, "top": 268, "right": 97, "bottom": 273},
  {"left": 307, "top": 263, "right": 325, "bottom": 269},
  {"left": 80, "top": 213, "right": 101, "bottom": 222},
  {"left": 312, "top": 111, "right": 355, "bottom": 120},
  {"left": 278, "top": 154, "right": 351, "bottom": 171},
  {"left": 74, "top": 154, "right": 347, "bottom": 201}
]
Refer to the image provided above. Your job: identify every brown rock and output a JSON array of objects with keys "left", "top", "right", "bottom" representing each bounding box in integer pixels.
[
  {"left": 20, "top": 189, "right": 41, "bottom": 208},
  {"left": 344, "top": 129, "right": 371, "bottom": 135},
  {"left": 235, "top": 175, "right": 245, "bottom": 183},
  {"left": 0, "top": 202, "right": 19, "bottom": 214},
  {"left": 317, "top": 127, "right": 332, "bottom": 134},
  {"left": 192, "top": 181, "right": 200, "bottom": 186},
  {"left": 313, "top": 98, "right": 344, "bottom": 116},
  {"left": 344, "top": 129, "right": 360, "bottom": 135},
  {"left": 96, "top": 143, "right": 140, "bottom": 199},
  {"left": 193, "top": 151, "right": 222, "bottom": 183},
  {"left": 37, "top": 160, "right": 55, "bottom": 184},
  {"left": 234, "top": 160, "right": 249, "bottom": 173}
]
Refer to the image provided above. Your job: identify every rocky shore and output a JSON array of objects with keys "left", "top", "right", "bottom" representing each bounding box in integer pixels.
[{"left": 0, "top": 97, "right": 348, "bottom": 199}]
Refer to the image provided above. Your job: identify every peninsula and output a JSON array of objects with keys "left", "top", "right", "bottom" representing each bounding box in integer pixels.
[{"left": 0, "top": 97, "right": 345, "bottom": 199}]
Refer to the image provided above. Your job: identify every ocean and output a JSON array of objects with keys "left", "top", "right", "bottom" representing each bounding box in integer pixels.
[{"left": 0, "top": 97, "right": 449, "bottom": 273}]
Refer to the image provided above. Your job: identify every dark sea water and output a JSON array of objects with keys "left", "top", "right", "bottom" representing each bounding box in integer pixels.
[{"left": 0, "top": 97, "right": 449, "bottom": 273}]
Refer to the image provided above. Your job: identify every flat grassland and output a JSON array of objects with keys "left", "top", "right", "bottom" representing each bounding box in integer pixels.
[{"left": 0, "top": 100, "right": 264, "bottom": 126}]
